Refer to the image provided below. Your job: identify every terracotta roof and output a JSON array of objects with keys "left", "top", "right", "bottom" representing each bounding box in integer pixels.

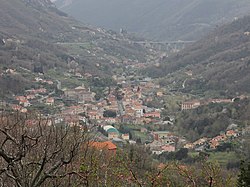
[{"left": 90, "top": 141, "right": 117, "bottom": 150}]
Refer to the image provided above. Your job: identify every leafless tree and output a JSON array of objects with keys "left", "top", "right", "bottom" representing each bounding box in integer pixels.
[{"left": 0, "top": 112, "right": 89, "bottom": 187}]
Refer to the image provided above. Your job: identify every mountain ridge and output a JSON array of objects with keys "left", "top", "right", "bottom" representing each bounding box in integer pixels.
[{"left": 54, "top": 0, "right": 250, "bottom": 41}]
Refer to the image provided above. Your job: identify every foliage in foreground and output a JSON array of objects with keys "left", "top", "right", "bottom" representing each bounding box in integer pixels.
[
  {"left": 0, "top": 113, "right": 237, "bottom": 186},
  {"left": 238, "top": 161, "right": 250, "bottom": 187}
]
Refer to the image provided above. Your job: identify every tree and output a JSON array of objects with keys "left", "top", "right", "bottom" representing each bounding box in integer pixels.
[
  {"left": 238, "top": 161, "right": 250, "bottom": 187},
  {"left": 103, "top": 110, "right": 117, "bottom": 118},
  {"left": 175, "top": 148, "right": 188, "bottom": 160},
  {"left": 0, "top": 112, "right": 89, "bottom": 187}
]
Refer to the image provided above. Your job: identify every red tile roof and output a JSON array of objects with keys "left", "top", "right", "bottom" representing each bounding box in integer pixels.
[{"left": 90, "top": 141, "right": 117, "bottom": 150}]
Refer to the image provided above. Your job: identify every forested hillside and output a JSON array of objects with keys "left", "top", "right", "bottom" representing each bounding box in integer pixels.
[
  {"left": 145, "top": 16, "right": 250, "bottom": 96},
  {"left": 55, "top": 0, "right": 250, "bottom": 41},
  {"left": 0, "top": 0, "right": 152, "bottom": 96}
]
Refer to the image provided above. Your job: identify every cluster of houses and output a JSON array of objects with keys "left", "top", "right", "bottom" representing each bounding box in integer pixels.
[
  {"left": 12, "top": 86, "right": 50, "bottom": 113},
  {"left": 6, "top": 66, "right": 248, "bottom": 159},
  {"left": 184, "top": 127, "right": 241, "bottom": 151},
  {"left": 147, "top": 131, "right": 185, "bottom": 155},
  {"left": 49, "top": 79, "right": 164, "bottom": 141},
  {"left": 59, "top": 79, "right": 163, "bottom": 127}
]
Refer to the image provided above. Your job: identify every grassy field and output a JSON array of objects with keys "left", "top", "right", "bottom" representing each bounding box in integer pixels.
[{"left": 208, "top": 151, "right": 238, "bottom": 167}]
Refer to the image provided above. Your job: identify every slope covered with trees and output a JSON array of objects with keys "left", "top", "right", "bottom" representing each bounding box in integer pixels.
[
  {"left": 145, "top": 16, "right": 250, "bottom": 96},
  {"left": 0, "top": 0, "right": 152, "bottom": 96}
]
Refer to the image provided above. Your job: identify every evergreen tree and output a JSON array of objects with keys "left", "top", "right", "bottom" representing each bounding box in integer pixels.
[{"left": 238, "top": 161, "right": 250, "bottom": 187}]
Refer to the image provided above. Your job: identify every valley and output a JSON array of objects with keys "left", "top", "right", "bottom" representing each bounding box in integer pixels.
[{"left": 0, "top": 0, "right": 250, "bottom": 186}]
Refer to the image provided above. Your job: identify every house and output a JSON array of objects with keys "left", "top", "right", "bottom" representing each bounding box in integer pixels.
[
  {"left": 107, "top": 130, "right": 119, "bottom": 139},
  {"left": 82, "top": 92, "right": 96, "bottom": 103},
  {"left": 151, "top": 148, "right": 164, "bottom": 155},
  {"left": 90, "top": 141, "right": 117, "bottom": 155},
  {"left": 26, "top": 94, "right": 36, "bottom": 100},
  {"left": 121, "top": 133, "right": 130, "bottom": 140},
  {"left": 144, "top": 111, "right": 161, "bottom": 118},
  {"left": 84, "top": 73, "right": 93, "bottom": 78},
  {"left": 153, "top": 131, "right": 172, "bottom": 141},
  {"left": 16, "top": 96, "right": 26, "bottom": 101},
  {"left": 209, "top": 140, "right": 220, "bottom": 149},
  {"left": 88, "top": 110, "right": 103, "bottom": 120},
  {"left": 75, "top": 72, "right": 83, "bottom": 78},
  {"left": 104, "top": 117, "right": 118, "bottom": 124},
  {"left": 226, "top": 130, "right": 239, "bottom": 138},
  {"left": 133, "top": 105, "right": 144, "bottom": 118},
  {"left": 156, "top": 91, "right": 163, "bottom": 97},
  {"left": 209, "top": 135, "right": 226, "bottom": 149},
  {"left": 21, "top": 108, "right": 28, "bottom": 113},
  {"left": 185, "top": 70, "right": 193, "bottom": 76},
  {"left": 47, "top": 80, "right": 53, "bottom": 85},
  {"left": 142, "top": 117, "right": 153, "bottom": 124},
  {"left": 5, "top": 68, "right": 16, "bottom": 74},
  {"left": 184, "top": 143, "right": 194, "bottom": 149},
  {"left": 65, "top": 85, "right": 95, "bottom": 103},
  {"left": 36, "top": 88, "right": 47, "bottom": 93},
  {"left": 103, "top": 125, "right": 120, "bottom": 139},
  {"left": 20, "top": 99, "right": 31, "bottom": 107},
  {"left": 161, "top": 145, "right": 175, "bottom": 152},
  {"left": 181, "top": 100, "right": 201, "bottom": 110},
  {"left": 244, "top": 31, "right": 250, "bottom": 36},
  {"left": 125, "top": 107, "right": 135, "bottom": 117},
  {"left": 193, "top": 137, "right": 208, "bottom": 147},
  {"left": 46, "top": 97, "right": 54, "bottom": 105},
  {"left": 210, "top": 99, "right": 232, "bottom": 104}
]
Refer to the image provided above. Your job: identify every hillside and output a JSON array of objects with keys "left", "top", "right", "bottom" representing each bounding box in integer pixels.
[
  {"left": 55, "top": 0, "right": 250, "bottom": 41},
  {"left": 145, "top": 16, "right": 250, "bottom": 96},
  {"left": 0, "top": 0, "right": 153, "bottom": 96}
]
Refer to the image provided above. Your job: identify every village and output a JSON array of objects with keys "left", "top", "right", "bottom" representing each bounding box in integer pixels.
[{"left": 0, "top": 66, "right": 247, "bottom": 157}]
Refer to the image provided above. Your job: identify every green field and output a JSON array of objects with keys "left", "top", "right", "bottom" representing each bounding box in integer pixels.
[{"left": 208, "top": 151, "right": 238, "bottom": 167}]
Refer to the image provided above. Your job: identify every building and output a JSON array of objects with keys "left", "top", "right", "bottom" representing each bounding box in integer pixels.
[
  {"left": 90, "top": 141, "right": 117, "bottom": 155},
  {"left": 181, "top": 101, "right": 201, "bottom": 110},
  {"left": 46, "top": 97, "right": 54, "bottom": 105},
  {"left": 184, "top": 143, "right": 194, "bottom": 149},
  {"left": 144, "top": 111, "right": 161, "bottom": 118},
  {"left": 121, "top": 133, "right": 130, "bottom": 140},
  {"left": 103, "top": 125, "right": 120, "bottom": 140},
  {"left": 64, "top": 85, "right": 96, "bottom": 103},
  {"left": 161, "top": 145, "right": 175, "bottom": 152},
  {"left": 107, "top": 128, "right": 119, "bottom": 139},
  {"left": 153, "top": 131, "right": 172, "bottom": 141}
]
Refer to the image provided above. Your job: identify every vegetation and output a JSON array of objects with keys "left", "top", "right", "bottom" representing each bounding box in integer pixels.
[
  {"left": 0, "top": 0, "right": 153, "bottom": 97},
  {"left": 145, "top": 15, "right": 250, "bottom": 95},
  {"left": 0, "top": 113, "right": 88, "bottom": 186},
  {"left": 103, "top": 110, "right": 117, "bottom": 118},
  {"left": 174, "top": 100, "right": 250, "bottom": 141},
  {"left": 0, "top": 113, "right": 238, "bottom": 186},
  {"left": 238, "top": 161, "right": 250, "bottom": 187}
]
